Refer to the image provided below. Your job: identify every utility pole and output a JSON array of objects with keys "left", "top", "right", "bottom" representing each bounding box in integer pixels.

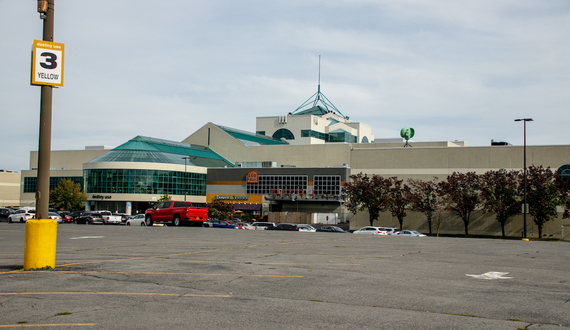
[
  {"left": 36, "top": 0, "right": 55, "bottom": 219},
  {"left": 515, "top": 118, "right": 533, "bottom": 238}
]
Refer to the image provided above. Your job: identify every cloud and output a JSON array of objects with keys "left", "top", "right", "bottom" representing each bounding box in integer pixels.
[{"left": 1, "top": 0, "right": 569, "bottom": 172}]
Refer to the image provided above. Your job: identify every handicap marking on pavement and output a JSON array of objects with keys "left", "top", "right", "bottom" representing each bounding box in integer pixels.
[
  {"left": 70, "top": 236, "right": 105, "bottom": 240},
  {"left": 466, "top": 271, "right": 512, "bottom": 280}
]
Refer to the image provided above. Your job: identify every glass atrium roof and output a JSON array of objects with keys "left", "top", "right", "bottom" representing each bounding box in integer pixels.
[
  {"left": 88, "top": 136, "right": 234, "bottom": 168},
  {"left": 216, "top": 125, "right": 289, "bottom": 146}
]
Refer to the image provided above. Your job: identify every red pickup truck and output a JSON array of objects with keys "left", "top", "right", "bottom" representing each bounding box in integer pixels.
[{"left": 145, "top": 201, "right": 208, "bottom": 226}]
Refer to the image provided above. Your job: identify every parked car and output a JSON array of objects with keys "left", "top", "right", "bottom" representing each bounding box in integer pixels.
[
  {"left": 353, "top": 226, "right": 388, "bottom": 235},
  {"left": 58, "top": 211, "right": 73, "bottom": 223},
  {"left": 297, "top": 224, "right": 316, "bottom": 232},
  {"left": 398, "top": 230, "right": 427, "bottom": 237},
  {"left": 234, "top": 222, "right": 256, "bottom": 230},
  {"left": 126, "top": 214, "right": 146, "bottom": 226},
  {"left": 382, "top": 227, "right": 401, "bottom": 235},
  {"left": 227, "top": 221, "right": 246, "bottom": 229},
  {"left": 265, "top": 223, "right": 299, "bottom": 231},
  {"left": 100, "top": 211, "right": 122, "bottom": 225},
  {"left": 74, "top": 212, "right": 104, "bottom": 225},
  {"left": 0, "top": 208, "right": 16, "bottom": 222},
  {"left": 316, "top": 226, "right": 349, "bottom": 233},
  {"left": 145, "top": 201, "right": 208, "bottom": 226},
  {"left": 69, "top": 211, "right": 84, "bottom": 220},
  {"left": 207, "top": 219, "right": 242, "bottom": 229},
  {"left": 8, "top": 209, "right": 35, "bottom": 223},
  {"left": 251, "top": 222, "right": 276, "bottom": 230},
  {"left": 47, "top": 212, "right": 63, "bottom": 223}
]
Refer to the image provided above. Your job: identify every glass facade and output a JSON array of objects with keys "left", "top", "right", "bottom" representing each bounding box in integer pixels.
[
  {"left": 313, "top": 175, "right": 341, "bottom": 195},
  {"left": 23, "top": 176, "right": 84, "bottom": 193},
  {"left": 84, "top": 169, "right": 206, "bottom": 196},
  {"left": 246, "top": 174, "right": 341, "bottom": 196},
  {"left": 301, "top": 130, "right": 357, "bottom": 143},
  {"left": 558, "top": 164, "right": 570, "bottom": 183},
  {"left": 247, "top": 175, "right": 308, "bottom": 194}
]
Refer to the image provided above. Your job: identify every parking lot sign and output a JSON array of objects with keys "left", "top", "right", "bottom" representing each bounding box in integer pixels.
[{"left": 31, "top": 39, "right": 64, "bottom": 87}]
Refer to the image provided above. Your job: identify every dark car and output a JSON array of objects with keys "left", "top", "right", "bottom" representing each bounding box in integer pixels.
[
  {"left": 74, "top": 212, "right": 104, "bottom": 224},
  {"left": 207, "top": 219, "right": 242, "bottom": 229},
  {"left": 0, "top": 208, "right": 16, "bottom": 222},
  {"left": 69, "top": 211, "right": 84, "bottom": 220},
  {"left": 316, "top": 226, "right": 349, "bottom": 233},
  {"left": 265, "top": 223, "right": 299, "bottom": 231}
]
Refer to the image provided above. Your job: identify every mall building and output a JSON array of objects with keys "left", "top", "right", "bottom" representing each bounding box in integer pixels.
[{"left": 6, "top": 89, "right": 570, "bottom": 238}]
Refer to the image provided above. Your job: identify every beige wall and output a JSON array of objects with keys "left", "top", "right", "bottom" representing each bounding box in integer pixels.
[
  {"left": 19, "top": 169, "right": 83, "bottom": 207},
  {"left": 0, "top": 172, "right": 21, "bottom": 207},
  {"left": 29, "top": 149, "right": 110, "bottom": 170},
  {"left": 349, "top": 209, "right": 567, "bottom": 240}
]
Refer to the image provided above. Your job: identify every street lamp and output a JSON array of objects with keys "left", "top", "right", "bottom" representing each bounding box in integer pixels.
[
  {"left": 515, "top": 118, "right": 533, "bottom": 238},
  {"left": 182, "top": 157, "right": 190, "bottom": 202}
]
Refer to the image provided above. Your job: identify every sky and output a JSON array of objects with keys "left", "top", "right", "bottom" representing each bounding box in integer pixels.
[{"left": 1, "top": 1, "right": 569, "bottom": 173}]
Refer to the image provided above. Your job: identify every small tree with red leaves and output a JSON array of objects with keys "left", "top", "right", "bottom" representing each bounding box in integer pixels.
[
  {"left": 438, "top": 172, "right": 481, "bottom": 237},
  {"left": 526, "top": 165, "right": 568, "bottom": 238},
  {"left": 387, "top": 177, "right": 412, "bottom": 231},
  {"left": 408, "top": 177, "right": 440, "bottom": 235},
  {"left": 479, "top": 169, "right": 521, "bottom": 238},
  {"left": 343, "top": 173, "right": 392, "bottom": 226},
  {"left": 208, "top": 199, "right": 234, "bottom": 220}
]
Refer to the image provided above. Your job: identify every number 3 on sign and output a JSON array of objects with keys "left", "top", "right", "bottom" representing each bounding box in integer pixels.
[{"left": 31, "top": 39, "right": 65, "bottom": 87}]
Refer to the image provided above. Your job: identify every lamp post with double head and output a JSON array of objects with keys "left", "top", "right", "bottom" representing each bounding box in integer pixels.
[
  {"left": 182, "top": 157, "right": 190, "bottom": 202},
  {"left": 514, "top": 118, "right": 533, "bottom": 238}
]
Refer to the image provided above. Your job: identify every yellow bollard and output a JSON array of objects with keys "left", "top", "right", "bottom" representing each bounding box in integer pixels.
[{"left": 24, "top": 219, "right": 57, "bottom": 270}]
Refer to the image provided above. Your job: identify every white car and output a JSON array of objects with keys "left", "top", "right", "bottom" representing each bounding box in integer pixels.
[
  {"left": 353, "top": 226, "right": 388, "bottom": 235},
  {"left": 398, "top": 230, "right": 427, "bottom": 237},
  {"left": 297, "top": 224, "right": 316, "bottom": 232},
  {"left": 251, "top": 222, "right": 275, "bottom": 230},
  {"left": 382, "top": 227, "right": 401, "bottom": 235},
  {"left": 8, "top": 209, "right": 35, "bottom": 223},
  {"left": 126, "top": 214, "right": 146, "bottom": 226},
  {"left": 47, "top": 212, "right": 63, "bottom": 223}
]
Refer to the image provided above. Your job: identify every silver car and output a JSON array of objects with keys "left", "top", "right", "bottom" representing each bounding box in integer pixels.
[
  {"left": 353, "top": 226, "right": 388, "bottom": 235},
  {"left": 398, "top": 230, "right": 427, "bottom": 237}
]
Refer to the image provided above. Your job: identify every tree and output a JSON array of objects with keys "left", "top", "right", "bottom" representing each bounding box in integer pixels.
[
  {"left": 438, "top": 172, "right": 481, "bottom": 237},
  {"left": 479, "top": 169, "right": 521, "bottom": 237},
  {"left": 343, "top": 173, "right": 392, "bottom": 226},
  {"left": 408, "top": 177, "right": 440, "bottom": 235},
  {"left": 208, "top": 199, "right": 234, "bottom": 220},
  {"left": 526, "top": 165, "right": 568, "bottom": 238},
  {"left": 387, "top": 177, "right": 411, "bottom": 231},
  {"left": 49, "top": 179, "right": 87, "bottom": 211},
  {"left": 155, "top": 194, "right": 172, "bottom": 206},
  {"left": 433, "top": 211, "right": 447, "bottom": 237}
]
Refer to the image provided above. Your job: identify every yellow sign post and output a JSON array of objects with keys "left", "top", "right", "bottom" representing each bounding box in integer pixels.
[{"left": 31, "top": 39, "right": 64, "bottom": 87}]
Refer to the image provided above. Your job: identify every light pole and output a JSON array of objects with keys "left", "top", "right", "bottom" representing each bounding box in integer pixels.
[
  {"left": 182, "top": 157, "right": 189, "bottom": 202},
  {"left": 515, "top": 118, "right": 533, "bottom": 238}
]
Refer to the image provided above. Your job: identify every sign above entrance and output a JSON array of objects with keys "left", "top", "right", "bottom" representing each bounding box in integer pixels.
[
  {"left": 31, "top": 39, "right": 65, "bottom": 87},
  {"left": 246, "top": 171, "right": 258, "bottom": 183}
]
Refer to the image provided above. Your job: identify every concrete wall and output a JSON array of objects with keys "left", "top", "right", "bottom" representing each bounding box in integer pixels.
[
  {"left": 348, "top": 209, "right": 567, "bottom": 239},
  {"left": 0, "top": 172, "right": 21, "bottom": 207},
  {"left": 29, "top": 149, "right": 110, "bottom": 171}
]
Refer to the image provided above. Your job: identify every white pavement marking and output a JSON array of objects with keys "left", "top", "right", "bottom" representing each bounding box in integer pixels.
[
  {"left": 466, "top": 271, "right": 512, "bottom": 280},
  {"left": 70, "top": 236, "right": 105, "bottom": 239}
]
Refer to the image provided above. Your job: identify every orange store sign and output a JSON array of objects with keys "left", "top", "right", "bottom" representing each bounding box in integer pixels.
[{"left": 246, "top": 171, "right": 258, "bottom": 183}]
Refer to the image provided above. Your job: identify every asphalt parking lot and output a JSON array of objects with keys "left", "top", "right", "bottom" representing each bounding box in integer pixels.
[{"left": 1, "top": 222, "right": 569, "bottom": 329}]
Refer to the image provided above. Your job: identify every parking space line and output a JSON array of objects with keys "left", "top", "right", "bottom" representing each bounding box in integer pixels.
[
  {"left": 0, "top": 323, "right": 97, "bottom": 328},
  {"left": 32, "top": 270, "right": 304, "bottom": 278},
  {"left": 0, "top": 292, "right": 231, "bottom": 298}
]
